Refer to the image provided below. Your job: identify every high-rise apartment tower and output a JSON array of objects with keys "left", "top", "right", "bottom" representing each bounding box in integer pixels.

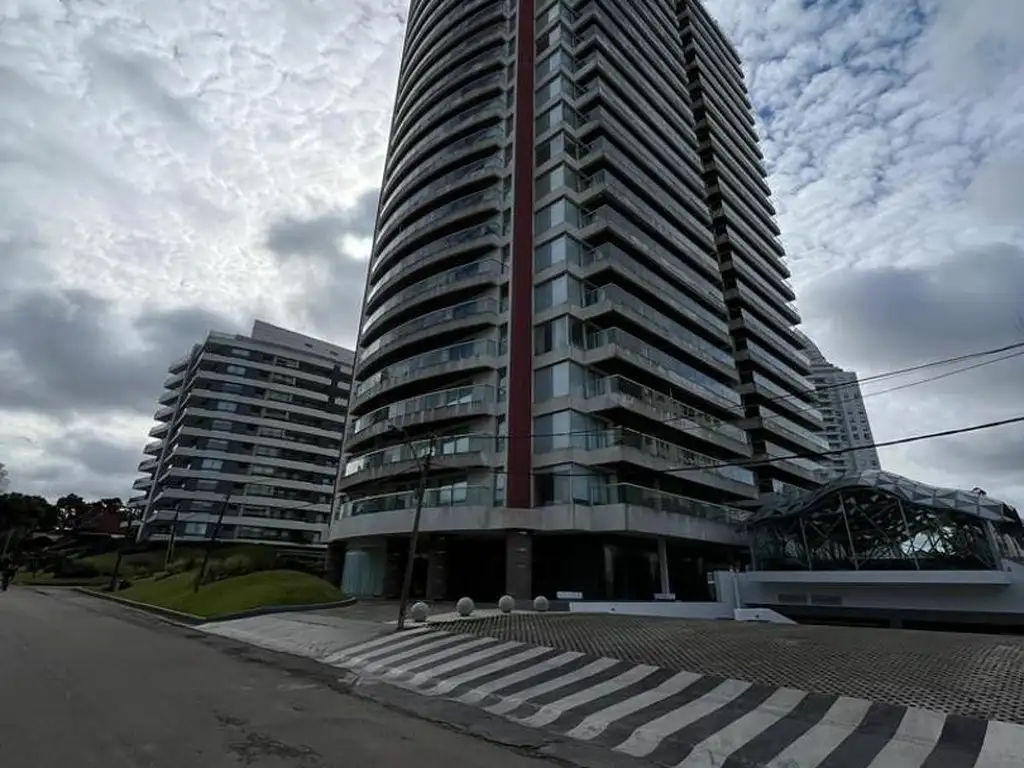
[
  {"left": 131, "top": 321, "right": 353, "bottom": 551},
  {"left": 800, "top": 335, "right": 882, "bottom": 477},
  {"left": 330, "top": 0, "right": 826, "bottom": 602}
]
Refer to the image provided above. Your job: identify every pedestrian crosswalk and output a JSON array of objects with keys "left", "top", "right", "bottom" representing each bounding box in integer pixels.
[{"left": 322, "top": 627, "right": 1024, "bottom": 768}]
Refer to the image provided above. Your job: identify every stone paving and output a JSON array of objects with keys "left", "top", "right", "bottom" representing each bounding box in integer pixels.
[{"left": 429, "top": 613, "right": 1024, "bottom": 724}]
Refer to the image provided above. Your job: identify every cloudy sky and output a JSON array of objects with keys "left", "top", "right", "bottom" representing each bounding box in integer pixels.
[{"left": 1, "top": 0, "right": 1022, "bottom": 506}]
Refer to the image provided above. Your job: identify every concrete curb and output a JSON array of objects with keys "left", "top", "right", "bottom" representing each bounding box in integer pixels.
[{"left": 74, "top": 587, "right": 356, "bottom": 624}]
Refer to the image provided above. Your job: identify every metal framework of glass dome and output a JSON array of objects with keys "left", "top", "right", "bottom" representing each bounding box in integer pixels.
[{"left": 750, "top": 470, "right": 1024, "bottom": 571}]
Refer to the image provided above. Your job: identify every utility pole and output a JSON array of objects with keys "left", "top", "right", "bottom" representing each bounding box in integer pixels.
[
  {"left": 193, "top": 493, "right": 232, "bottom": 593},
  {"left": 395, "top": 432, "right": 435, "bottom": 632}
]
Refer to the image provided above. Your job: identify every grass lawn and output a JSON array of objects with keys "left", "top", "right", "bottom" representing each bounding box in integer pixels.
[{"left": 116, "top": 569, "right": 345, "bottom": 619}]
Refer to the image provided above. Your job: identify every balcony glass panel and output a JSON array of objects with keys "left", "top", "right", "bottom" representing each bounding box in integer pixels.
[
  {"left": 352, "top": 384, "right": 495, "bottom": 434},
  {"left": 355, "top": 340, "right": 498, "bottom": 398},
  {"left": 359, "top": 298, "right": 499, "bottom": 362},
  {"left": 344, "top": 433, "right": 493, "bottom": 476},
  {"left": 345, "top": 483, "right": 491, "bottom": 517}
]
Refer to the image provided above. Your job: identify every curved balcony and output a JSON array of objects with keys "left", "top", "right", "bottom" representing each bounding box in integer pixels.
[
  {"left": 580, "top": 374, "right": 749, "bottom": 451},
  {"left": 579, "top": 284, "right": 735, "bottom": 379},
  {"left": 350, "top": 339, "right": 500, "bottom": 413},
  {"left": 367, "top": 221, "right": 502, "bottom": 306},
  {"left": 376, "top": 156, "right": 503, "bottom": 245},
  {"left": 346, "top": 384, "right": 497, "bottom": 450},
  {"left": 385, "top": 109, "right": 504, "bottom": 205},
  {"left": 395, "top": 28, "right": 506, "bottom": 125},
  {"left": 342, "top": 432, "right": 497, "bottom": 486},
  {"left": 371, "top": 185, "right": 503, "bottom": 278},
  {"left": 342, "top": 483, "right": 492, "bottom": 518},
  {"left": 535, "top": 426, "right": 756, "bottom": 493},
  {"left": 399, "top": 0, "right": 503, "bottom": 108},
  {"left": 384, "top": 96, "right": 504, "bottom": 197},
  {"left": 582, "top": 327, "right": 741, "bottom": 410},
  {"left": 363, "top": 258, "right": 505, "bottom": 339},
  {"left": 358, "top": 298, "right": 501, "bottom": 376}
]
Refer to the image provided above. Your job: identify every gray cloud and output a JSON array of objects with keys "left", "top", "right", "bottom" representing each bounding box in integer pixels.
[
  {"left": 265, "top": 188, "right": 379, "bottom": 260},
  {"left": 264, "top": 188, "right": 378, "bottom": 340},
  {"left": 0, "top": 287, "right": 243, "bottom": 415},
  {"left": 802, "top": 243, "right": 1024, "bottom": 367}
]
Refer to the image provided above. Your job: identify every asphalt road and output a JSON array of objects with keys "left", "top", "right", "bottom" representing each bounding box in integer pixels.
[{"left": 0, "top": 587, "right": 562, "bottom": 768}]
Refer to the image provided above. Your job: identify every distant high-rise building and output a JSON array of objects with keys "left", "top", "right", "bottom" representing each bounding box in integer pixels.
[
  {"left": 329, "top": 0, "right": 826, "bottom": 601},
  {"left": 131, "top": 320, "right": 353, "bottom": 550},
  {"left": 800, "top": 335, "right": 881, "bottom": 477}
]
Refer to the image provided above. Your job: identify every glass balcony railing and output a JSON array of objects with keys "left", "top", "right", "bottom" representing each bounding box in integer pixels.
[
  {"left": 760, "top": 407, "right": 829, "bottom": 453},
  {"left": 746, "top": 341, "right": 814, "bottom": 393},
  {"left": 584, "top": 327, "right": 741, "bottom": 406},
  {"left": 344, "top": 432, "right": 493, "bottom": 477},
  {"left": 544, "top": 426, "right": 755, "bottom": 485},
  {"left": 581, "top": 285, "right": 733, "bottom": 369},
  {"left": 738, "top": 311, "right": 808, "bottom": 369},
  {"left": 368, "top": 221, "right": 501, "bottom": 301},
  {"left": 354, "top": 339, "right": 499, "bottom": 400},
  {"left": 575, "top": 242, "right": 726, "bottom": 328},
  {"left": 600, "top": 483, "right": 751, "bottom": 525},
  {"left": 352, "top": 384, "right": 495, "bottom": 435},
  {"left": 584, "top": 375, "right": 748, "bottom": 443},
  {"left": 343, "top": 484, "right": 491, "bottom": 517},
  {"left": 374, "top": 187, "right": 501, "bottom": 261},
  {"left": 363, "top": 258, "right": 504, "bottom": 331},
  {"left": 359, "top": 298, "right": 499, "bottom": 363},
  {"left": 379, "top": 156, "right": 503, "bottom": 236}
]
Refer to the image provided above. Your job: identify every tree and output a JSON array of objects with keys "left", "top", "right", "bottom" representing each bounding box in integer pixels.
[
  {"left": 55, "top": 493, "right": 89, "bottom": 530},
  {"left": 0, "top": 492, "right": 58, "bottom": 555}
]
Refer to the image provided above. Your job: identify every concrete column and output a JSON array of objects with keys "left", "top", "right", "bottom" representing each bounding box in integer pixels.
[
  {"left": 426, "top": 536, "right": 447, "bottom": 601},
  {"left": 382, "top": 537, "right": 405, "bottom": 599},
  {"left": 325, "top": 541, "right": 346, "bottom": 588},
  {"left": 505, "top": 530, "right": 533, "bottom": 600},
  {"left": 657, "top": 538, "right": 670, "bottom": 595}
]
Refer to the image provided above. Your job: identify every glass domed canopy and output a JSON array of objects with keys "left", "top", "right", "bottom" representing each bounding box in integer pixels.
[{"left": 750, "top": 470, "right": 1023, "bottom": 571}]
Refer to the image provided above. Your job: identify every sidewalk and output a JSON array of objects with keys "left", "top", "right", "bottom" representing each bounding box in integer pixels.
[{"left": 198, "top": 611, "right": 1024, "bottom": 767}]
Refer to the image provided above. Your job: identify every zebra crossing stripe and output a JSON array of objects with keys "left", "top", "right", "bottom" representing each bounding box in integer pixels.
[
  {"left": 423, "top": 644, "right": 553, "bottom": 696},
  {"left": 763, "top": 695, "right": 872, "bottom": 767},
  {"left": 358, "top": 633, "right": 469, "bottom": 674},
  {"left": 675, "top": 687, "right": 806, "bottom": 768},
  {"left": 566, "top": 669, "right": 705, "bottom": 741},
  {"left": 405, "top": 640, "right": 524, "bottom": 688},
  {"left": 487, "top": 657, "right": 621, "bottom": 716},
  {"left": 381, "top": 636, "right": 499, "bottom": 679},
  {"left": 457, "top": 650, "right": 585, "bottom": 705},
  {"left": 974, "top": 720, "right": 1024, "bottom": 767},
  {"left": 518, "top": 664, "right": 660, "bottom": 729},
  {"left": 864, "top": 707, "right": 946, "bottom": 768},
  {"left": 324, "top": 628, "right": 432, "bottom": 665}
]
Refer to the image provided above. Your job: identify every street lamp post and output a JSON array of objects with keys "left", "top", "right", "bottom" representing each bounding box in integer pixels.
[{"left": 390, "top": 423, "right": 436, "bottom": 632}]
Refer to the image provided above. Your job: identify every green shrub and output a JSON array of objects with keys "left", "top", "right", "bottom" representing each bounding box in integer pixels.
[
  {"left": 203, "top": 560, "right": 226, "bottom": 584},
  {"left": 221, "top": 554, "right": 254, "bottom": 577},
  {"left": 152, "top": 570, "right": 171, "bottom": 581},
  {"left": 168, "top": 557, "right": 194, "bottom": 575}
]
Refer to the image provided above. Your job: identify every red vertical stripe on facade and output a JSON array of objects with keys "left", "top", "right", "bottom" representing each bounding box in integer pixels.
[{"left": 506, "top": 0, "right": 536, "bottom": 509}]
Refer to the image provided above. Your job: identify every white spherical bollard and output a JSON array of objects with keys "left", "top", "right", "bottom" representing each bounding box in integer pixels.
[
  {"left": 456, "top": 596, "right": 475, "bottom": 617},
  {"left": 498, "top": 594, "right": 515, "bottom": 614},
  {"left": 410, "top": 601, "right": 430, "bottom": 623},
  {"left": 533, "top": 595, "right": 550, "bottom": 613}
]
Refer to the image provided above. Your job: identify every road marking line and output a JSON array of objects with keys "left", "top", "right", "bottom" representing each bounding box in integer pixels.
[
  {"left": 406, "top": 641, "right": 524, "bottom": 688},
  {"left": 615, "top": 679, "right": 753, "bottom": 758},
  {"left": 973, "top": 720, "right": 1024, "bottom": 768},
  {"left": 358, "top": 634, "right": 469, "bottom": 674},
  {"left": 674, "top": 687, "right": 807, "bottom": 768},
  {"left": 864, "top": 707, "right": 946, "bottom": 768},
  {"left": 324, "top": 628, "right": 433, "bottom": 664},
  {"left": 763, "top": 695, "right": 872, "bottom": 768},
  {"left": 425, "top": 645, "right": 553, "bottom": 697},
  {"left": 486, "top": 658, "right": 621, "bottom": 716},
  {"left": 518, "top": 664, "right": 660, "bottom": 728},
  {"left": 383, "top": 637, "right": 499, "bottom": 678},
  {"left": 457, "top": 651, "right": 585, "bottom": 705},
  {"left": 566, "top": 670, "right": 705, "bottom": 742}
]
